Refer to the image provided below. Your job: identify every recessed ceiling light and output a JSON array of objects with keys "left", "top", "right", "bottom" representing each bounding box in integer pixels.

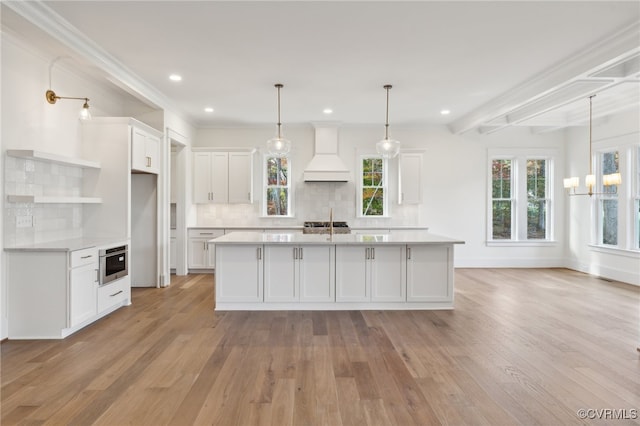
[
  {"left": 169, "top": 74, "right": 182, "bottom": 82},
  {"left": 440, "top": 109, "right": 451, "bottom": 115},
  {"left": 323, "top": 108, "right": 333, "bottom": 114},
  {"left": 204, "top": 107, "right": 214, "bottom": 113}
]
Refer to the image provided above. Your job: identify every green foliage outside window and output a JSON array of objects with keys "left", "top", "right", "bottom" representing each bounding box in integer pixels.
[
  {"left": 527, "top": 159, "right": 547, "bottom": 239},
  {"left": 362, "top": 158, "right": 384, "bottom": 216},
  {"left": 491, "top": 159, "right": 512, "bottom": 239},
  {"left": 266, "top": 157, "right": 289, "bottom": 216}
]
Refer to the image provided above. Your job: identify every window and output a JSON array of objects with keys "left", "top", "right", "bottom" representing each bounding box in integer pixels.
[
  {"left": 596, "top": 150, "right": 619, "bottom": 246},
  {"left": 491, "top": 159, "right": 513, "bottom": 239},
  {"left": 359, "top": 156, "right": 387, "bottom": 216},
  {"left": 488, "top": 149, "right": 555, "bottom": 243},
  {"left": 635, "top": 146, "right": 640, "bottom": 250},
  {"left": 264, "top": 156, "right": 291, "bottom": 216},
  {"left": 527, "top": 159, "right": 549, "bottom": 240}
]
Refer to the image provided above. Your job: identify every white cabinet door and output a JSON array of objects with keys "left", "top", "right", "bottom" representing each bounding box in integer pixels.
[
  {"left": 299, "top": 245, "right": 335, "bottom": 302},
  {"left": 210, "top": 152, "right": 229, "bottom": 203},
  {"left": 264, "top": 245, "right": 297, "bottom": 301},
  {"left": 228, "top": 152, "right": 252, "bottom": 204},
  {"left": 369, "top": 245, "right": 406, "bottom": 302},
  {"left": 216, "top": 245, "right": 263, "bottom": 302},
  {"left": 188, "top": 238, "right": 208, "bottom": 269},
  {"left": 193, "top": 152, "right": 213, "bottom": 203},
  {"left": 336, "top": 246, "right": 368, "bottom": 301},
  {"left": 192, "top": 150, "right": 254, "bottom": 204},
  {"left": 336, "top": 245, "right": 405, "bottom": 302},
  {"left": 188, "top": 229, "right": 224, "bottom": 270},
  {"left": 406, "top": 245, "right": 452, "bottom": 302},
  {"left": 69, "top": 262, "right": 98, "bottom": 327},
  {"left": 399, "top": 152, "right": 422, "bottom": 204},
  {"left": 131, "top": 127, "right": 159, "bottom": 174},
  {"left": 145, "top": 134, "right": 160, "bottom": 174}
]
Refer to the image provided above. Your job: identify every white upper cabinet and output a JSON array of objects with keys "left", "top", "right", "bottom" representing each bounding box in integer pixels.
[
  {"left": 192, "top": 149, "right": 254, "bottom": 204},
  {"left": 398, "top": 152, "right": 423, "bottom": 205},
  {"left": 131, "top": 127, "right": 160, "bottom": 174},
  {"left": 228, "top": 152, "right": 252, "bottom": 204}
]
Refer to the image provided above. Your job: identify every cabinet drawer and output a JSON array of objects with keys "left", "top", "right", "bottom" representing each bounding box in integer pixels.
[
  {"left": 70, "top": 247, "right": 99, "bottom": 268},
  {"left": 97, "top": 279, "right": 128, "bottom": 313},
  {"left": 188, "top": 229, "right": 224, "bottom": 239}
]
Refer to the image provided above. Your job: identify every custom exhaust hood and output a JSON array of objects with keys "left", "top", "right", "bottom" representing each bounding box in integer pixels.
[{"left": 303, "top": 124, "right": 351, "bottom": 182}]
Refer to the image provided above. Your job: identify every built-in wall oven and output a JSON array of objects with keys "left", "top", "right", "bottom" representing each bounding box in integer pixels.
[{"left": 99, "top": 244, "right": 128, "bottom": 285}]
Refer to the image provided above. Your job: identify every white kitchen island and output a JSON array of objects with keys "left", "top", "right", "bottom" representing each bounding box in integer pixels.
[{"left": 213, "top": 231, "right": 464, "bottom": 311}]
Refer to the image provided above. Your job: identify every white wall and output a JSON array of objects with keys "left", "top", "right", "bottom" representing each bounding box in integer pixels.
[
  {"left": 193, "top": 123, "right": 567, "bottom": 268},
  {"left": 565, "top": 108, "right": 640, "bottom": 286},
  {"left": 0, "top": 34, "right": 162, "bottom": 338}
]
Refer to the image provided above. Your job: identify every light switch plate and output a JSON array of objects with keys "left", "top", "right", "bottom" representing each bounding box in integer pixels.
[{"left": 16, "top": 215, "right": 33, "bottom": 228}]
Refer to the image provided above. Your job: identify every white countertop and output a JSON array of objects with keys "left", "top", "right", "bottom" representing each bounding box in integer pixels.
[
  {"left": 4, "top": 237, "right": 128, "bottom": 252},
  {"left": 191, "top": 225, "right": 429, "bottom": 230},
  {"left": 212, "top": 231, "right": 463, "bottom": 245}
]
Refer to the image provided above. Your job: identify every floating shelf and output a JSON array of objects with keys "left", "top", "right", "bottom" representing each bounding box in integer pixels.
[
  {"left": 7, "top": 195, "right": 102, "bottom": 204},
  {"left": 6, "top": 150, "right": 101, "bottom": 169}
]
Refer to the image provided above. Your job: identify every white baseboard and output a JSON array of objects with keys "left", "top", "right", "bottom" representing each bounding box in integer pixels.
[
  {"left": 455, "top": 257, "right": 565, "bottom": 268},
  {"left": 455, "top": 257, "right": 639, "bottom": 286}
]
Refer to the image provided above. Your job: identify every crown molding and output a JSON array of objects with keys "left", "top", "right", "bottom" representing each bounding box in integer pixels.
[{"left": 4, "top": 0, "right": 174, "bottom": 113}]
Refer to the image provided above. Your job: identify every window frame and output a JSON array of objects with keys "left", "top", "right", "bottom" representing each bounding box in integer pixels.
[
  {"left": 594, "top": 149, "right": 620, "bottom": 247},
  {"left": 487, "top": 149, "right": 557, "bottom": 245},
  {"left": 262, "top": 154, "right": 293, "bottom": 217},
  {"left": 357, "top": 154, "right": 389, "bottom": 218}
]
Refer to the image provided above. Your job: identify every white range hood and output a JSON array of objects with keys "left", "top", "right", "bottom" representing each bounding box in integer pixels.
[{"left": 303, "top": 125, "right": 351, "bottom": 182}]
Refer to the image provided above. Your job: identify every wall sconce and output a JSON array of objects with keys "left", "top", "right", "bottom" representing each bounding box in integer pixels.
[{"left": 45, "top": 89, "right": 91, "bottom": 120}]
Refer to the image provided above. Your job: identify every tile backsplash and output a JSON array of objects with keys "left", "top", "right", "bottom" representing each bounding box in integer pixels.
[
  {"left": 4, "top": 155, "right": 83, "bottom": 246},
  {"left": 196, "top": 181, "right": 422, "bottom": 227}
]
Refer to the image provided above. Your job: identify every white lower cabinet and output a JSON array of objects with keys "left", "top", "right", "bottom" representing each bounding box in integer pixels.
[
  {"left": 335, "top": 245, "right": 406, "bottom": 302},
  {"left": 7, "top": 244, "right": 130, "bottom": 339},
  {"left": 264, "top": 245, "right": 335, "bottom": 302},
  {"left": 69, "top": 254, "right": 99, "bottom": 327},
  {"left": 215, "top": 245, "right": 264, "bottom": 302},
  {"left": 188, "top": 229, "right": 224, "bottom": 270},
  {"left": 98, "top": 277, "right": 129, "bottom": 313},
  {"left": 406, "top": 245, "right": 453, "bottom": 302}
]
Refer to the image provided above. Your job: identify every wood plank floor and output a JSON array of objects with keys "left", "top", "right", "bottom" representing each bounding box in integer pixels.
[{"left": 2, "top": 268, "right": 639, "bottom": 425}]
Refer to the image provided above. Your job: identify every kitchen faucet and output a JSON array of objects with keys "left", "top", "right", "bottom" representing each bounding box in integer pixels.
[{"left": 329, "top": 208, "right": 333, "bottom": 237}]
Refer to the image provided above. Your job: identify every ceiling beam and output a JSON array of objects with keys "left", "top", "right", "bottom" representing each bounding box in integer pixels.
[{"left": 448, "top": 21, "right": 640, "bottom": 135}]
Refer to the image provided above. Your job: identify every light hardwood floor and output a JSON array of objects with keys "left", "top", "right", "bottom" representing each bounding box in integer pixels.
[{"left": 2, "top": 268, "right": 639, "bottom": 425}]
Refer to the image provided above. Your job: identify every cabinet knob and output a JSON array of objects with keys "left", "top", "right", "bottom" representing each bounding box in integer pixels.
[
  {"left": 407, "top": 247, "right": 411, "bottom": 260},
  {"left": 299, "top": 247, "right": 303, "bottom": 260}
]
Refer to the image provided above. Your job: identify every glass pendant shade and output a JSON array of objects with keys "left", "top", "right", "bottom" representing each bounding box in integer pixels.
[
  {"left": 376, "top": 85, "right": 400, "bottom": 159},
  {"left": 79, "top": 101, "right": 91, "bottom": 120},
  {"left": 376, "top": 138, "right": 400, "bottom": 159},
  {"left": 266, "top": 136, "right": 291, "bottom": 158},
  {"left": 266, "top": 84, "right": 291, "bottom": 157}
]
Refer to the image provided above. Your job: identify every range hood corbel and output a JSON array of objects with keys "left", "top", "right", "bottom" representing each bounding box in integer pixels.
[{"left": 303, "top": 124, "right": 351, "bottom": 182}]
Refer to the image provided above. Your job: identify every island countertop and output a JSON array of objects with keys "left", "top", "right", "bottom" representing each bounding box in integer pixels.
[{"left": 212, "top": 230, "right": 464, "bottom": 245}]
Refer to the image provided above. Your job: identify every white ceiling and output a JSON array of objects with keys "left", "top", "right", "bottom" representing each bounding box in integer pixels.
[{"left": 3, "top": 1, "right": 640, "bottom": 132}]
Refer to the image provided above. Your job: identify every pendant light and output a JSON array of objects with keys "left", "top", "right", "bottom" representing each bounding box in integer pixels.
[
  {"left": 563, "top": 95, "right": 621, "bottom": 196},
  {"left": 266, "top": 83, "right": 291, "bottom": 157},
  {"left": 376, "top": 84, "right": 400, "bottom": 159}
]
